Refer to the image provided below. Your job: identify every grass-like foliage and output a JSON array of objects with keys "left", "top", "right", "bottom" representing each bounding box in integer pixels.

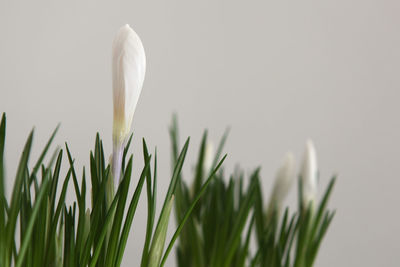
[
  {"left": 171, "top": 116, "right": 336, "bottom": 267},
  {"left": 0, "top": 112, "right": 335, "bottom": 267},
  {"left": 0, "top": 113, "right": 225, "bottom": 267},
  {"left": 252, "top": 177, "right": 336, "bottom": 267}
]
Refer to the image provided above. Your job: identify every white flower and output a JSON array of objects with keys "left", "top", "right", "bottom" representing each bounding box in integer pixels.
[
  {"left": 112, "top": 24, "right": 146, "bottom": 183},
  {"left": 300, "top": 139, "right": 318, "bottom": 208},
  {"left": 203, "top": 141, "right": 214, "bottom": 175},
  {"left": 112, "top": 24, "right": 146, "bottom": 146},
  {"left": 268, "top": 152, "right": 296, "bottom": 212}
]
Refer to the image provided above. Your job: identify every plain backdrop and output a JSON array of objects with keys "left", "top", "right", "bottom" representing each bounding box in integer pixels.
[{"left": 1, "top": 1, "right": 399, "bottom": 266}]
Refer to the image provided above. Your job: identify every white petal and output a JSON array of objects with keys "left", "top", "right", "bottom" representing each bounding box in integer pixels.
[
  {"left": 203, "top": 141, "right": 214, "bottom": 174},
  {"left": 300, "top": 139, "right": 318, "bottom": 207},
  {"left": 112, "top": 24, "right": 146, "bottom": 145},
  {"left": 270, "top": 152, "right": 296, "bottom": 209}
]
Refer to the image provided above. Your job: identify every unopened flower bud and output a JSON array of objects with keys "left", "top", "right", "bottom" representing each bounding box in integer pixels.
[
  {"left": 301, "top": 139, "right": 318, "bottom": 209},
  {"left": 112, "top": 24, "right": 146, "bottom": 183}
]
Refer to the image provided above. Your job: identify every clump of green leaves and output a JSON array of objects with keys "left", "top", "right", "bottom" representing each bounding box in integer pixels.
[
  {"left": 251, "top": 176, "right": 336, "bottom": 267},
  {"left": 0, "top": 111, "right": 334, "bottom": 267},
  {"left": 171, "top": 117, "right": 336, "bottom": 267},
  {"left": 0, "top": 113, "right": 225, "bottom": 267},
  {"left": 170, "top": 116, "right": 257, "bottom": 267},
  {"left": 0, "top": 113, "right": 60, "bottom": 267}
]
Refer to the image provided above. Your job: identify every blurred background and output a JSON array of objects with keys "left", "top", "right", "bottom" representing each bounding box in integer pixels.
[{"left": 1, "top": 1, "right": 399, "bottom": 266}]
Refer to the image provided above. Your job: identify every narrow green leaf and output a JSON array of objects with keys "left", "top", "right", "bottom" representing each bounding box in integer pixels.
[
  {"left": 165, "top": 138, "right": 189, "bottom": 206},
  {"left": 140, "top": 139, "right": 155, "bottom": 267},
  {"left": 160, "top": 155, "right": 227, "bottom": 267},
  {"left": 105, "top": 156, "right": 133, "bottom": 266},
  {"left": 211, "top": 127, "right": 229, "bottom": 171},
  {"left": 15, "top": 178, "right": 50, "bottom": 267},
  {"left": 154, "top": 135, "right": 190, "bottom": 256},
  {"left": 65, "top": 143, "right": 81, "bottom": 202},
  {"left": 75, "top": 170, "right": 87, "bottom": 258},
  {"left": 193, "top": 130, "right": 207, "bottom": 197},
  {"left": 44, "top": 169, "right": 71, "bottom": 266},
  {"left": 308, "top": 210, "right": 336, "bottom": 266},
  {"left": 116, "top": 155, "right": 151, "bottom": 267},
  {"left": 310, "top": 177, "right": 336, "bottom": 242},
  {"left": 148, "top": 196, "right": 175, "bottom": 267},
  {"left": 169, "top": 114, "right": 180, "bottom": 165},
  {"left": 31, "top": 124, "right": 60, "bottom": 177},
  {"left": 5, "top": 130, "right": 34, "bottom": 266},
  {"left": 49, "top": 150, "right": 63, "bottom": 215},
  {"left": 239, "top": 215, "right": 255, "bottom": 267},
  {"left": 89, "top": 190, "right": 120, "bottom": 267},
  {"left": 253, "top": 175, "right": 265, "bottom": 246},
  {"left": 223, "top": 170, "right": 258, "bottom": 267},
  {"left": 122, "top": 133, "right": 133, "bottom": 169},
  {"left": 80, "top": 169, "right": 111, "bottom": 266},
  {"left": 0, "top": 113, "right": 6, "bottom": 259}
]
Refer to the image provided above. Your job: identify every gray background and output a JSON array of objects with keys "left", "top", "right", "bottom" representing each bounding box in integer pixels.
[{"left": 1, "top": 1, "right": 399, "bottom": 266}]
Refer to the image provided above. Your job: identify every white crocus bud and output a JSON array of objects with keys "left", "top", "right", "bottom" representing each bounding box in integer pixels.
[
  {"left": 112, "top": 24, "right": 146, "bottom": 184},
  {"left": 300, "top": 139, "right": 318, "bottom": 209},
  {"left": 203, "top": 141, "right": 214, "bottom": 175},
  {"left": 267, "top": 152, "right": 296, "bottom": 215}
]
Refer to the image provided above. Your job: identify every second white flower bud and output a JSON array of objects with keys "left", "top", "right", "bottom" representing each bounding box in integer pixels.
[
  {"left": 300, "top": 139, "right": 318, "bottom": 209},
  {"left": 268, "top": 152, "right": 296, "bottom": 213}
]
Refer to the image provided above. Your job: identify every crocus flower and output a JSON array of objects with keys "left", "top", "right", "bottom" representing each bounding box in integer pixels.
[
  {"left": 300, "top": 139, "right": 318, "bottom": 209},
  {"left": 203, "top": 141, "right": 214, "bottom": 175},
  {"left": 267, "top": 152, "right": 296, "bottom": 215},
  {"left": 112, "top": 24, "right": 146, "bottom": 183}
]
